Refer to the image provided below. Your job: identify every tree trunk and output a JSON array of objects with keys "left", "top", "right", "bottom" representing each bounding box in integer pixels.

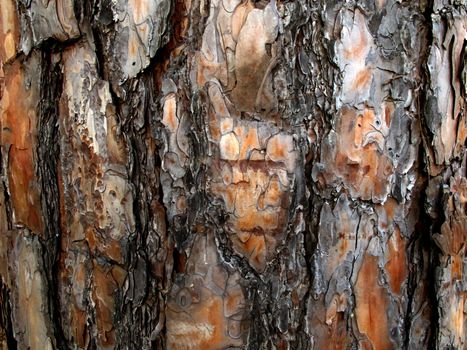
[{"left": 0, "top": 0, "right": 466, "bottom": 349}]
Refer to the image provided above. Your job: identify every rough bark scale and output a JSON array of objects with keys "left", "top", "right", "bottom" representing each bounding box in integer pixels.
[{"left": 0, "top": 0, "right": 466, "bottom": 349}]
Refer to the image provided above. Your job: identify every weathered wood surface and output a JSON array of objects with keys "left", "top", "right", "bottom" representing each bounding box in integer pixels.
[{"left": 0, "top": 0, "right": 466, "bottom": 349}]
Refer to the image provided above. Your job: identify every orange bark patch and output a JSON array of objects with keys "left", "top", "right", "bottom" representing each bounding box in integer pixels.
[
  {"left": 259, "top": 176, "right": 283, "bottom": 209},
  {"left": 322, "top": 106, "right": 392, "bottom": 202},
  {"left": 440, "top": 215, "right": 467, "bottom": 256},
  {"left": 111, "top": 265, "right": 127, "bottom": 288},
  {"left": 342, "top": 10, "right": 371, "bottom": 62},
  {"left": 234, "top": 232, "right": 267, "bottom": 271},
  {"left": 168, "top": 295, "right": 223, "bottom": 350},
  {"left": 231, "top": 167, "right": 283, "bottom": 233},
  {"left": 85, "top": 227, "right": 123, "bottom": 264},
  {"left": 131, "top": 0, "right": 150, "bottom": 23},
  {"left": 236, "top": 207, "right": 279, "bottom": 232},
  {"left": 196, "top": 55, "right": 227, "bottom": 88},
  {"left": 353, "top": 109, "right": 383, "bottom": 148},
  {"left": 212, "top": 163, "right": 290, "bottom": 271},
  {"left": 231, "top": 1, "right": 253, "bottom": 42},
  {"left": 220, "top": 132, "right": 240, "bottom": 160},
  {"left": 329, "top": 312, "right": 348, "bottom": 350},
  {"left": 266, "top": 133, "right": 296, "bottom": 171},
  {"left": 71, "top": 307, "right": 87, "bottom": 347},
  {"left": 0, "top": 0, "right": 19, "bottom": 61},
  {"left": 128, "top": 35, "right": 138, "bottom": 60},
  {"left": 92, "top": 263, "right": 117, "bottom": 349},
  {"left": 162, "top": 94, "right": 178, "bottom": 132},
  {"left": 209, "top": 84, "right": 230, "bottom": 120},
  {"left": 223, "top": 185, "right": 236, "bottom": 211},
  {"left": 377, "top": 198, "right": 398, "bottom": 230},
  {"left": 352, "top": 69, "right": 372, "bottom": 91},
  {"left": 167, "top": 234, "right": 247, "bottom": 349},
  {"left": 167, "top": 287, "right": 245, "bottom": 349},
  {"left": 338, "top": 234, "right": 349, "bottom": 258},
  {"left": 451, "top": 297, "right": 465, "bottom": 344},
  {"left": 383, "top": 103, "right": 394, "bottom": 127},
  {"left": 266, "top": 134, "right": 291, "bottom": 161},
  {"left": 451, "top": 255, "right": 462, "bottom": 281},
  {"left": 209, "top": 108, "right": 222, "bottom": 141},
  {"left": 385, "top": 226, "right": 407, "bottom": 295},
  {"left": 237, "top": 127, "right": 260, "bottom": 159},
  {"left": 1, "top": 61, "right": 43, "bottom": 233},
  {"left": 355, "top": 254, "right": 392, "bottom": 350},
  {"left": 224, "top": 289, "right": 244, "bottom": 317},
  {"left": 220, "top": 118, "right": 233, "bottom": 134},
  {"left": 204, "top": 297, "right": 224, "bottom": 348}
]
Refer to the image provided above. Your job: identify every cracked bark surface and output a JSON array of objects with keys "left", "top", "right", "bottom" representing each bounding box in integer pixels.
[{"left": 0, "top": 0, "right": 466, "bottom": 349}]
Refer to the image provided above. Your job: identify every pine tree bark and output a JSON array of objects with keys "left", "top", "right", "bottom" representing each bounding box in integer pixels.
[{"left": 0, "top": 0, "right": 466, "bottom": 349}]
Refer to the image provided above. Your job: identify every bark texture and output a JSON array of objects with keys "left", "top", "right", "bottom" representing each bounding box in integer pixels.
[{"left": 0, "top": 0, "right": 466, "bottom": 349}]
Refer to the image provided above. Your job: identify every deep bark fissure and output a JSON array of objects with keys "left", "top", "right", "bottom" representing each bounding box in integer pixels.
[
  {"left": 37, "top": 49, "right": 68, "bottom": 349},
  {"left": 0, "top": 280, "right": 17, "bottom": 350},
  {"left": 0, "top": 151, "right": 13, "bottom": 232}
]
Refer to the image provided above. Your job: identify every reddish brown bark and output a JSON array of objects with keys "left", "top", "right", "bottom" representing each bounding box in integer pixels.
[{"left": 0, "top": 0, "right": 466, "bottom": 349}]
